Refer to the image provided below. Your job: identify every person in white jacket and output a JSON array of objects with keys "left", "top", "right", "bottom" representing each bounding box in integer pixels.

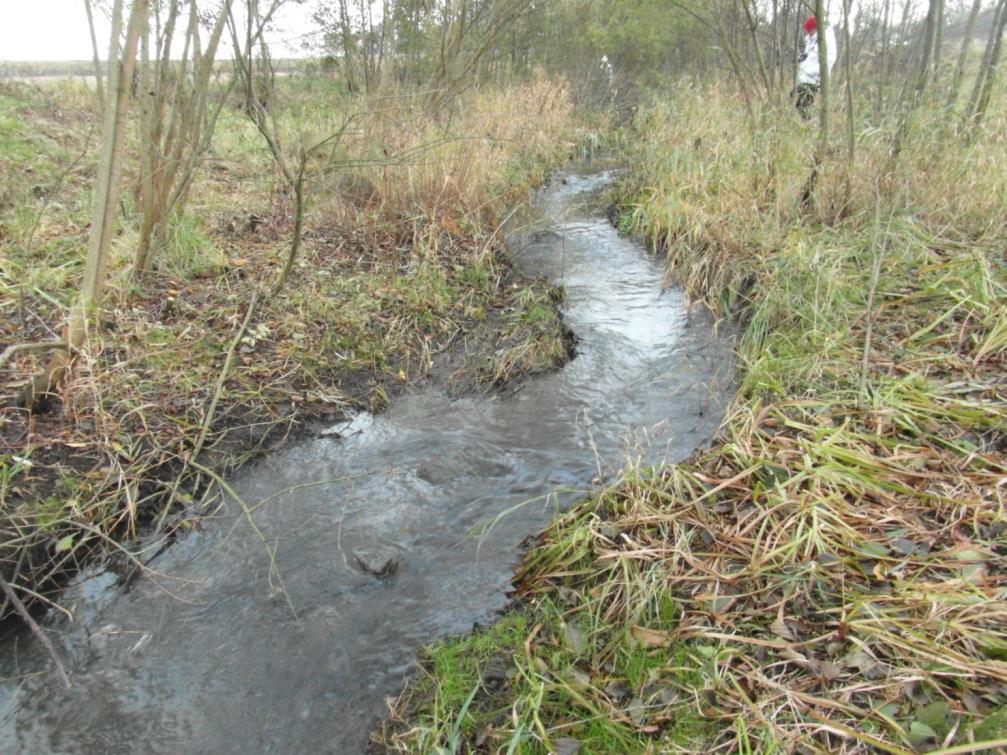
[{"left": 796, "top": 16, "right": 837, "bottom": 118}]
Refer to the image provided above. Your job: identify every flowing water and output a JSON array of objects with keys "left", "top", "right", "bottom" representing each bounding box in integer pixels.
[{"left": 0, "top": 169, "right": 734, "bottom": 753}]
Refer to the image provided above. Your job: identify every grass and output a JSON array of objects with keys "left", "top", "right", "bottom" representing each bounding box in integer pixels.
[
  {"left": 0, "top": 76, "right": 579, "bottom": 619},
  {"left": 379, "top": 84, "right": 1007, "bottom": 753}
]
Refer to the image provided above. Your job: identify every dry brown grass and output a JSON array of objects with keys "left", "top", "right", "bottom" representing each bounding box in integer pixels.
[
  {"left": 379, "top": 83, "right": 1007, "bottom": 753},
  {"left": 0, "top": 76, "right": 576, "bottom": 621}
]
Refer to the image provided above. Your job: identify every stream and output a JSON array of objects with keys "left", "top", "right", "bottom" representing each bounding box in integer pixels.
[{"left": 0, "top": 168, "right": 734, "bottom": 753}]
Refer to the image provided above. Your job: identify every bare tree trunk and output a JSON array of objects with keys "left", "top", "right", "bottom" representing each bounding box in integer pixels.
[
  {"left": 947, "top": 0, "right": 983, "bottom": 111},
  {"left": 338, "top": 0, "right": 359, "bottom": 92},
  {"left": 378, "top": 0, "right": 392, "bottom": 89},
  {"left": 740, "top": 0, "right": 773, "bottom": 97},
  {"left": 771, "top": 0, "right": 781, "bottom": 90},
  {"left": 134, "top": 0, "right": 231, "bottom": 275},
  {"left": 887, "top": 0, "right": 916, "bottom": 111},
  {"left": 83, "top": 0, "right": 106, "bottom": 111},
  {"left": 19, "top": 0, "right": 148, "bottom": 410},
  {"left": 358, "top": 0, "right": 373, "bottom": 92},
  {"left": 877, "top": 0, "right": 893, "bottom": 111},
  {"left": 842, "top": 0, "right": 856, "bottom": 213},
  {"left": 270, "top": 157, "right": 307, "bottom": 297},
  {"left": 933, "top": 0, "right": 945, "bottom": 83},
  {"left": 228, "top": 1, "right": 322, "bottom": 299},
  {"left": 968, "top": 0, "right": 1007, "bottom": 131},
  {"left": 914, "top": 0, "right": 941, "bottom": 103},
  {"left": 713, "top": 9, "right": 759, "bottom": 107},
  {"left": 815, "top": 0, "right": 830, "bottom": 159}
]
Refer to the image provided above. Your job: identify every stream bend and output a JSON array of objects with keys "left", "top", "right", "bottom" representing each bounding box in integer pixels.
[{"left": 0, "top": 169, "right": 734, "bottom": 754}]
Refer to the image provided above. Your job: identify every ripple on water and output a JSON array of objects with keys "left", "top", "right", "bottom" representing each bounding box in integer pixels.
[{"left": 0, "top": 167, "right": 735, "bottom": 754}]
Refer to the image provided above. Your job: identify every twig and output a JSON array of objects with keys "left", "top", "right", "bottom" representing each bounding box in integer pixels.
[
  {"left": 155, "top": 288, "right": 261, "bottom": 533},
  {"left": 189, "top": 459, "right": 299, "bottom": 622},
  {"left": 23, "top": 124, "right": 95, "bottom": 254},
  {"left": 860, "top": 195, "right": 889, "bottom": 404},
  {"left": 860, "top": 251, "right": 883, "bottom": 399},
  {"left": 0, "top": 341, "right": 70, "bottom": 371},
  {"left": 0, "top": 572, "right": 71, "bottom": 689}
]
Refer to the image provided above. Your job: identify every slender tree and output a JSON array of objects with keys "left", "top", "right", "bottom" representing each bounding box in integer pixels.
[
  {"left": 947, "top": 0, "right": 984, "bottom": 110},
  {"left": 842, "top": 0, "right": 857, "bottom": 212},
  {"left": 134, "top": 0, "right": 233, "bottom": 275},
  {"left": 933, "top": 0, "right": 946, "bottom": 82},
  {"left": 815, "top": 0, "right": 830, "bottom": 161},
  {"left": 968, "top": 0, "right": 1007, "bottom": 130},
  {"left": 83, "top": 0, "right": 106, "bottom": 110},
  {"left": 914, "top": 0, "right": 942, "bottom": 103},
  {"left": 19, "top": 0, "right": 148, "bottom": 409}
]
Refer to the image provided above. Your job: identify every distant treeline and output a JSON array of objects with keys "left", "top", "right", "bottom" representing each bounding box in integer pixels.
[
  {"left": 0, "top": 61, "right": 96, "bottom": 78},
  {"left": 0, "top": 58, "right": 303, "bottom": 79}
]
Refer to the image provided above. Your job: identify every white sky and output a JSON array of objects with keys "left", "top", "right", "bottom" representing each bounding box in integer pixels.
[
  {"left": 0, "top": 0, "right": 322, "bottom": 61},
  {"left": 0, "top": 0, "right": 947, "bottom": 63}
]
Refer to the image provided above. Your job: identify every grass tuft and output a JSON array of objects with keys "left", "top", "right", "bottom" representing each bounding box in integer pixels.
[{"left": 380, "top": 83, "right": 1007, "bottom": 753}]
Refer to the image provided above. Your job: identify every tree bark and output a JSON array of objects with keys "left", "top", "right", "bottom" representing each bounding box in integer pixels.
[
  {"left": 815, "top": 0, "right": 830, "bottom": 161},
  {"left": 933, "top": 0, "right": 945, "bottom": 83},
  {"left": 134, "top": 0, "right": 231, "bottom": 275},
  {"left": 83, "top": 0, "right": 106, "bottom": 111},
  {"left": 947, "top": 0, "right": 983, "bottom": 111},
  {"left": 968, "top": 0, "right": 1007, "bottom": 131},
  {"left": 914, "top": 0, "right": 941, "bottom": 103},
  {"left": 740, "top": 0, "right": 773, "bottom": 97},
  {"left": 877, "top": 0, "right": 893, "bottom": 111},
  {"left": 842, "top": 0, "right": 856, "bottom": 213},
  {"left": 19, "top": 0, "right": 148, "bottom": 410}
]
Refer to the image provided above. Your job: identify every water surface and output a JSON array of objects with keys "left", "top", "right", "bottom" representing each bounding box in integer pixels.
[{"left": 0, "top": 169, "right": 734, "bottom": 753}]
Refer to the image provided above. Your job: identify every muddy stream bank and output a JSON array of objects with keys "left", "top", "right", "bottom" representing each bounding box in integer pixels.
[{"left": 0, "top": 168, "right": 734, "bottom": 753}]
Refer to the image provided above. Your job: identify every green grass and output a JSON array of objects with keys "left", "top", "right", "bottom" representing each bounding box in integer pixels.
[
  {"left": 0, "top": 76, "right": 581, "bottom": 620},
  {"left": 380, "top": 84, "right": 1007, "bottom": 753},
  {"left": 384, "top": 596, "right": 713, "bottom": 754}
]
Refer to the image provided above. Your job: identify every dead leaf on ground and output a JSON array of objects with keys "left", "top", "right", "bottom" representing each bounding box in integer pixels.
[{"left": 630, "top": 625, "right": 673, "bottom": 648}]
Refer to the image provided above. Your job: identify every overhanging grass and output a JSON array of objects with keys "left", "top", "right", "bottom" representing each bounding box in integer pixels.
[{"left": 379, "top": 85, "right": 1007, "bottom": 753}]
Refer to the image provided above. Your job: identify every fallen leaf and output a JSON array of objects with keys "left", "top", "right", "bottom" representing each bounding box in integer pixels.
[
  {"left": 568, "top": 669, "right": 591, "bottom": 688},
  {"left": 843, "top": 648, "right": 882, "bottom": 679},
  {"left": 604, "top": 679, "right": 630, "bottom": 700},
  {"left": 771, "top": 615, "right": 795, "bottom": 641},
  {"left": 630, "top": 625, "right": 672, "bottom": 649},
  {"left": 916, "top": 701, "right": 950, "bottom": 730},
  {"left": 557, "top": 586, "right": 579, "bottom": 606},
  {"left": 961, "top": 690, "right": 984, "bottom": 715},
  {"left": 907, "top": 720, "right": 937, "bottom": 745},
  {"left": 889, "top": 537, "right": 917, "bottom": 556},
  {"left": 440, "top": 216, "right": 464, "bottom": 236},
  {"left": 627, "top": 696, "right": 647, "bottom": 725},
  {"left": 820, "top": 661, "right": 842, "bottom": 680},
  {"left": 858, "top": 541, "right": 889, "bottom": 559},
  {"left": 655, "top": 686, "right": 678, "bottom": 705},
  {"left": 563, "top": 623, "right": 587, "bottom": 655},
  {"left": 552, "top": 738, "right": 581, "bottom": 755}
]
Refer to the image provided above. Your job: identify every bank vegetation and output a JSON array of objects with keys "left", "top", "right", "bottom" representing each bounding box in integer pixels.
[{"left": 379, "top": 1, "right": 1007, "bottom": 753}]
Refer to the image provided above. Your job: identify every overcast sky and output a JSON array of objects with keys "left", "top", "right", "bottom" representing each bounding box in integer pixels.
[
  {"left": 0, "top": 0, "right": 323, "bottom": 61},
  {"left": 0, "top": 0, "right": 940, "bottom": 64}
]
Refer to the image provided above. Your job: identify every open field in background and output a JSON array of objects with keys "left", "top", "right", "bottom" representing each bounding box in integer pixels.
[
  {"left": 379, "top": 84, "right": 1007, "bottom": 753},
  {"left": 0, "top": 59, "right": 306, "bottom": 80},
  {"left": 0, "top": 75, "right": 580, "bottom": 617}
]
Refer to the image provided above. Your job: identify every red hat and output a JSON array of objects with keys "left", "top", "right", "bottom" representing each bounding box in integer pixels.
[{"left": 803, "top": 16, "right": 817, "bottom": 34}]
